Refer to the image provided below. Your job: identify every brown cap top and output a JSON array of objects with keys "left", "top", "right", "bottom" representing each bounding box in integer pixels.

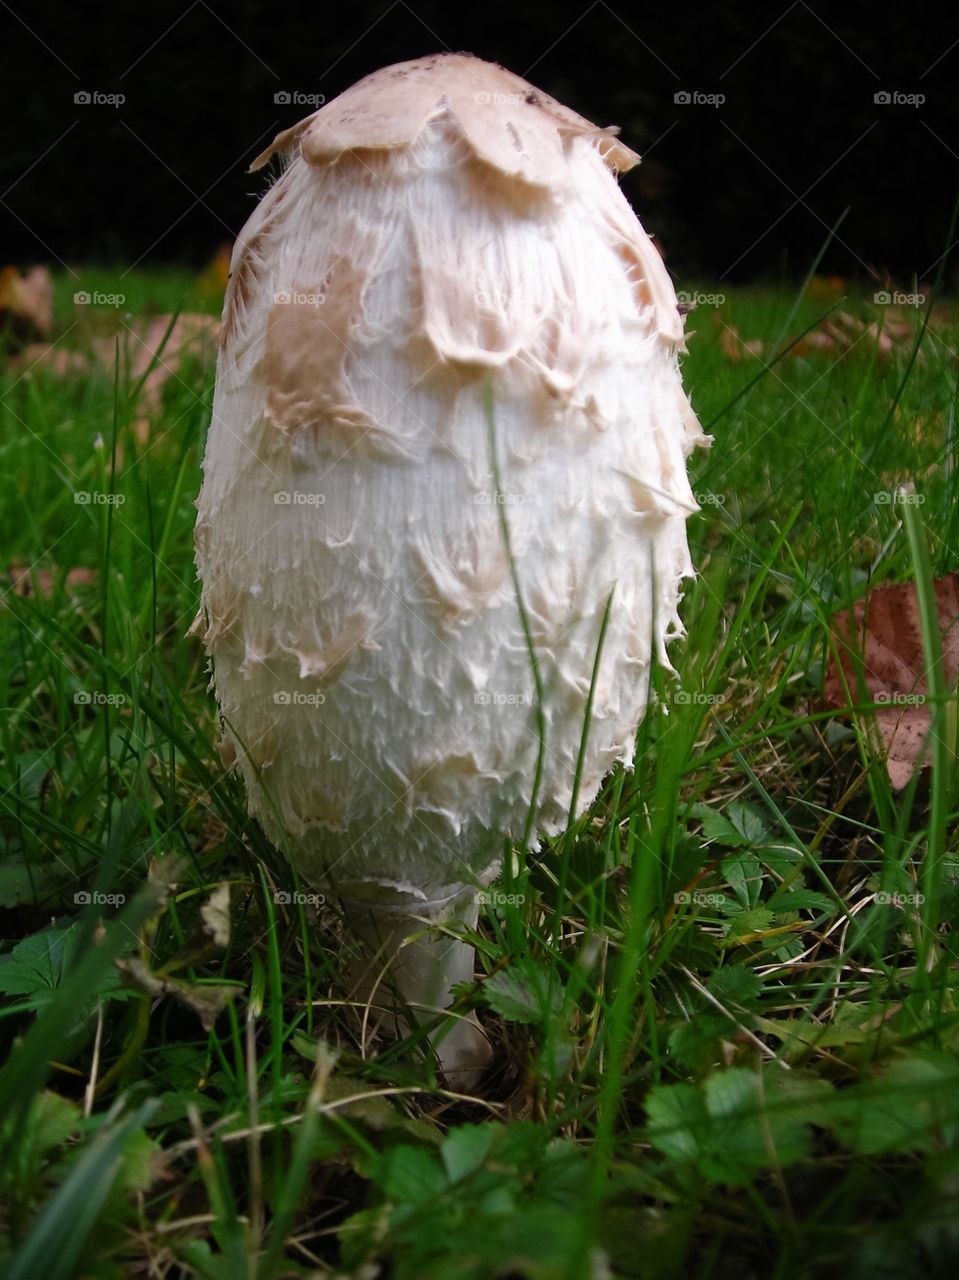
[{"left": 250, "top": 52, "right": 640, "bottom": 188}]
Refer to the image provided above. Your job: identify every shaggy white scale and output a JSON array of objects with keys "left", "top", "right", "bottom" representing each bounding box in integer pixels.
[{"left": 193, "top": 53, "right": 706, "bottom": 1086}]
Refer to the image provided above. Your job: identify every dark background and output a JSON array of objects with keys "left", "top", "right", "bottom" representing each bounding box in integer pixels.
[{"left": 1, "top": 0, "right": 956, "bottom": 283}]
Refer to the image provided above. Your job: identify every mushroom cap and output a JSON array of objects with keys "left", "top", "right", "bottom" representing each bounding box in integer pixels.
[
  {"left": 251, "top": 52, "right": 640, "bottom": 184},
  {"left": 194, "top": 54, "right": 705, "bottom": 903}
]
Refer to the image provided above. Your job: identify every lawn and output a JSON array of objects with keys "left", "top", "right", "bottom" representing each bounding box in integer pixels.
[{"left": 1, "top": 265, "right": 958, "bottom": 1279}]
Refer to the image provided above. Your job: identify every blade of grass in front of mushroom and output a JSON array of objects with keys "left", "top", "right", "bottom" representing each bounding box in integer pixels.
[
  {"left": 577, "top": 653, "right": 679, "bottom": 1269},
  {"left": 131, "top": 407, "right": 208, "bottom": 639},
  {"left": 483, "top": 378, "right": 547, "bottom": 866},
  {"left": 93, "top": 343, "right": 122, "bottom": 850},
  {"left": 564, "top": 574, "right": 702, "bottom": 1132},
  {"left": 555, "top": 587, "right": 616, "bottom": 915},
  {"left": 257, "top": 861, "right": 295, "bottom": 1121},
  {"left": 484, "top": 378, "right": 625, "bottom": 1094},
  {"left": 234, "top": 723, "right": 440, "bottom": 1073},
  {"left": 901, "top": 499, "right": 953, "bottom": 987}
]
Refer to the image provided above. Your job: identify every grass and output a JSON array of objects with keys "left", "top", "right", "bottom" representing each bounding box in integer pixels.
[{"left": 1, "top": 265, "right": 958, "bottom": 1279}]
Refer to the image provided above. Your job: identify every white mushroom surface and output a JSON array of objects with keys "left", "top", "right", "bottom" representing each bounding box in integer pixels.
[{"left": 193, "top": 53, "right": 706, "bottom": 1084}]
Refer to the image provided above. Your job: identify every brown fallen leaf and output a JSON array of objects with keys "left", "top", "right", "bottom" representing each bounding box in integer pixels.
[
  {"left": 0, "top": 266, "right": 53, "bottom": 344},
  {"left": 790, "top": 328, "right": 839, "bottom": 356},
  {"left": 790, "top": 306, "right": 924, "bottom": 362},
  {"left": 118, "top": 313, "right": 219, "bottom": 430},
  {"left": 116, "top": 955, "right": 244, "bottom": 1032},
  {"left": 98, "top": 313, "right": 219, "bottom": 442},
  {"left": 11, "top": 342, "right": 89, "bottom": 377},
  {"left": 200, "top": 883, "right": 231, "bottom": 948},
  {"left": 719, "top": 323, "right": 765, "bottom": 361},
  {"left": 824, "top": 573, "right": 959, "bottom": 788},
  {"left": 115, "top": 876, "right": 240, "bottom": 1029},
  {"left": 6, "top": 563, "right": 97, "bottom": 599},
  {"left": 11, "top": 313, "right": 219, "bottom": 444}
]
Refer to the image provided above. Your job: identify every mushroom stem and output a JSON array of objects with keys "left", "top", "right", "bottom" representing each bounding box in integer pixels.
[{"left": 343, "top": 888, "right": 492, "bottom": 1090}]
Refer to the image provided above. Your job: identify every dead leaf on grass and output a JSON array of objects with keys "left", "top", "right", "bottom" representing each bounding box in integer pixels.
[
  {"left": 824, "top": 574, "right": 959, "bottom": 788},
  {"left": 0, "top": 266, "right": 53, "bottom": 344},
  {"left": 719, "top": 323, "right": 765, "bottom": 361}
]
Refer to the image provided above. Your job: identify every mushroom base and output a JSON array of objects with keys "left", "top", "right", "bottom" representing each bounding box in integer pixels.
[{"left": 342, "top": 887, "right": 492, "bottom": 1091}]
